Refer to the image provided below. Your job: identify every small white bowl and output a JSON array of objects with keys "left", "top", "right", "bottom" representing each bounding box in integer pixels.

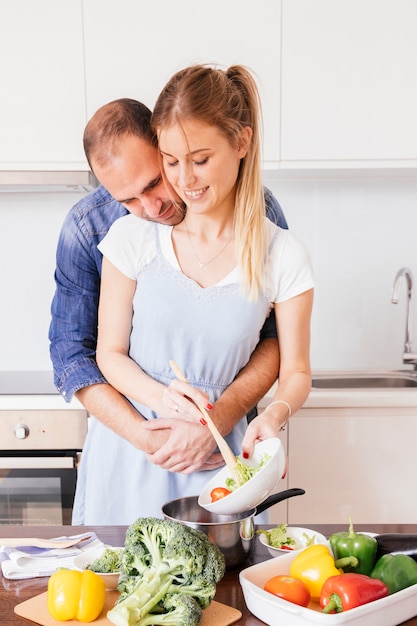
[
  {"left": 258, "top": 526, "right": 327, "bottom": 557},
  {"left": 73, "top": 544, "right": 122, "bottom": 590},
  {"left": 198, "top": 438, "right": 286, "bottom": 515}
]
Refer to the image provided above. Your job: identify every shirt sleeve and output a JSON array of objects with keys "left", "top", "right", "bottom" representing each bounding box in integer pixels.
[
  {"left": 265, "top": 223, "right": 315, "bottom": 303},
  {"left": 49, "top": 207, "right": 107, "bottom": 402},
  {"left": 264, "top": 186, "right": 288, "bottom": 229},
  {"left": 98, "top": 215, "right": 156, "bottom": 279}
]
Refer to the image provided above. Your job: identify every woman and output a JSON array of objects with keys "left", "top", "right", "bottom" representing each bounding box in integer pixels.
[{"left": 94, "top": 65, "right": 314, "bottom": 522}]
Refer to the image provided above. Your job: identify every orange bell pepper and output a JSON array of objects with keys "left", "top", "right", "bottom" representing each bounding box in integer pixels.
[{"left": 47, "top": 568, "right": 106, "bottom": 622}]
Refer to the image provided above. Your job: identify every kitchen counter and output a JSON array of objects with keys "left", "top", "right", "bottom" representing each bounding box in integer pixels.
[
  {"left": 261, "top": 372, "right": 417, "bottom": 410},
  {"left": 2, "top": 524, "right": 417, "bottom": 625}
]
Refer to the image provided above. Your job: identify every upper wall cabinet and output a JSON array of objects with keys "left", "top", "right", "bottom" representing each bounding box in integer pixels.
[
  {"left": 0, "top": 1, "right": 87, "bottom": 172},
  {"left": 280, "top": 0, "right": 417, "bottom": 169},
  {"left": 82, "top": 0, "right": 281, "bottom": 166}
]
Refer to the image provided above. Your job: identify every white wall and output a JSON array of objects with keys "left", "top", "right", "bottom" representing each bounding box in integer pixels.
[
  {"left": 264, "top": 171, "right": 417, "bottom": 371},
  {"left": 0, "top": 175, "right": 416, "bottom": 372}
]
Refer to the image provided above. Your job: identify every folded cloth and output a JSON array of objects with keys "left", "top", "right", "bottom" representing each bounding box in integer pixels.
[{"left": 0, "top": 532, "right": 104, "bottom": 579}]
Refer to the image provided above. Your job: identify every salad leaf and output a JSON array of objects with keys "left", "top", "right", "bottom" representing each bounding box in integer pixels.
[
  {"left": 257, "top": 524, "right": 297, "bottom": 549},
  {"left": 225, "top": 453, "right": 271, "bottom": 490}
]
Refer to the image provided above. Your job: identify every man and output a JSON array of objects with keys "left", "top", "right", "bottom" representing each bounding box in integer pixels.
[{"left": 49, "top": 99, "right": 287, "bottom": 520}]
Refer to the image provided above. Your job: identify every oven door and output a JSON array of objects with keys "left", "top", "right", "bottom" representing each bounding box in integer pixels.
[{"left": 0, "top": 453, "right": 80, "bottom": 525}]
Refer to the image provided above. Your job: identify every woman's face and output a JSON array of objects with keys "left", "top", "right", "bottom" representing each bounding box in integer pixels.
[{"left": 158, "top": 119, "right": 250, "bottom": 215}]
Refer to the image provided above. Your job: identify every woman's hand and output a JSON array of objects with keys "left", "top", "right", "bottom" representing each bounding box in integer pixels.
[
  {"left": 241, "top": 410, "right": 288, "bottom": 478},
  {"left": 161, "top": 378, "right": 213, "bottom": 421},
  {"left": 240, "top": 409, "right": 283, "bottom": 458}
]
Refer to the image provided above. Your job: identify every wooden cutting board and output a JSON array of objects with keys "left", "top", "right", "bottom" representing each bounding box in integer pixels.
[{"left": 14, "top": 591, "right": 242, "bottom": 626}]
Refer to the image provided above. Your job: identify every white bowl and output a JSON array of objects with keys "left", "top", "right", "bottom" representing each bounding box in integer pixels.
[
  {"left": 73, "top": 544, "right": 122, "bottom": 590},
  {"left": 258, "top": 526, "right": 327, "bottom": 557},
  {"left": 198, "top": 438, "right": 286, "bottom": 515},
  {"left": 239, "top": 549, "right": 417, "bottom": 626}
]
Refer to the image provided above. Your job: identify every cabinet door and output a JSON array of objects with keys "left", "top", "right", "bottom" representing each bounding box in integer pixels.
[
  {"left": 287, "top": 407, "right": 417, "bottom": 524},
  {"left": 82, "top": 0, "right": 281, "bottom": 164},
  {"left": 0, "top": 1, "right": 86, "bottom": 168},
  {"left": 280, "top": 0, "right": 417, "bottom": 167}
]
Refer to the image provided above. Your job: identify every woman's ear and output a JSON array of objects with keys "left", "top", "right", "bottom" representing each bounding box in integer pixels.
[{"left": 237, "top": 126, "right": 252, "bottom": 157}]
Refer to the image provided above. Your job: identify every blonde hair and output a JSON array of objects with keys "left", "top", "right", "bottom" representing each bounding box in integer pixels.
[{"left": 151, "top": 65, "right": 266, "bottom": 300}]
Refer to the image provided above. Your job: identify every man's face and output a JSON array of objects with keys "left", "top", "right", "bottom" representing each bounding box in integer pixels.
[{"left": 92, "top": 134, "right": 185, "bottom": 225}]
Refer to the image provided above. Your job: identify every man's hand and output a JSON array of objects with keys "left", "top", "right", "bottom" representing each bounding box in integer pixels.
[{"left": 142, "top": 417, "right": 224, "bottom": 473}]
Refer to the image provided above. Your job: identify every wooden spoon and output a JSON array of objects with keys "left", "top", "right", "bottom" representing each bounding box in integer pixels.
[{"left": 169, "top": 360, "right": 240, "bottom": 484}]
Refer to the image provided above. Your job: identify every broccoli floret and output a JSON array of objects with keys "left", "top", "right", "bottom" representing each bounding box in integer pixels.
[
  {"left": 107, "top": 517, "right": 225, "bottom": 626},
  {"left": 134, "top": 594, "right": 202, "bottom": 626},
  {"left": 87, "top": 547, "right": 124, "bottom": 573}
]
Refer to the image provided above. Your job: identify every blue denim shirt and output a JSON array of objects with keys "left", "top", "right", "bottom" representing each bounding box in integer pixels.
[{"left": 49, "top": 185, "right": 288, "bottom": 401}]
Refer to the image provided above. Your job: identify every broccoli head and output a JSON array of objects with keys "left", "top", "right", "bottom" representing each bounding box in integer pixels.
[{"left": 107, "top": 517, "right": 225, "bottom": 626}]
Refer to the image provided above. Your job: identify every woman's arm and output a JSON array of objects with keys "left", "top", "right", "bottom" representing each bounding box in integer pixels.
[
  {"left": 96, "top": 257, "right": 168, "bottom": 408},
  {"left": 241, "top": 288, "right": 314, "bottom": 456}
]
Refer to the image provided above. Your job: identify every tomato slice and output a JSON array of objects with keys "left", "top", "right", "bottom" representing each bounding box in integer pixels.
[
  {"left": 264, "top": 575, "right": 311, "bottom": 607},
  {"left": 210, "top": 487, "right": 232, "bottom": 502}
]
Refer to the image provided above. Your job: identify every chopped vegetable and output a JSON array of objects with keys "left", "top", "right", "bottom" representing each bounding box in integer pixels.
[
  {"left": 320, "top": 573, "right": 388, "bottom": 613},
  {"left": 107, "top": 517, "right": 225, "bottom": 626},
  {"left": 210, "top": 487, "right": 232, "bottom": 502},
  {"left": 87, "top": 546, "right": 124, "bottom": 573},
  {"left": 225, "top": 453, "right": 271, "bottom": 491},
  {"left": 264, "top": 574, "right": 310, "bottom": 606},
  {"left": 47, "top": 568, "right": 106, "bottom": 622},
  {"left": 329, "top": 517, "right": 378, "bottom": 575},
  {"left": 371, "top": 553, "right": 417, "bottom": 594},
  {"left": 257, "top": 524, "right": 297, "bottom": 550}
]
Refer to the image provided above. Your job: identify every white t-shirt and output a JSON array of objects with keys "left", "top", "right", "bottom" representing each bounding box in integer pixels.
[{"left": 98, "top": 215, "right": 314, "bottom": 304}]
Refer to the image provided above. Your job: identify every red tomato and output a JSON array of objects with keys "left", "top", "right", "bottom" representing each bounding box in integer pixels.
[
  {"left": 264, "top": 575, "right": 311, "bottom": 607},
  {"left": 210, "top": 487, "right": 232, "bottom": 502}
]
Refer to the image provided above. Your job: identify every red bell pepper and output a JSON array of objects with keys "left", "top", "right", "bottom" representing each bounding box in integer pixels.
[{"left": 320, "top": 573, "right": 389, "bottom": 613}]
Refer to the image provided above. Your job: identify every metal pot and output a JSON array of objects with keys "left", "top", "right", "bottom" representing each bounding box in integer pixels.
[{"left": 161, "top": 487, "right": 305, "bottom": 569}]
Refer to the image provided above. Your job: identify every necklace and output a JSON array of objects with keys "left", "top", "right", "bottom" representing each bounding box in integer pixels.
[{"left": 184, "top": 221, "right": 233, "bottom": 269}]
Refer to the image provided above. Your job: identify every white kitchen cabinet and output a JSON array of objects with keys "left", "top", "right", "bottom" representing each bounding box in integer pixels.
[
  {"left": 0, "top": 1, "right": 87, "bottom": 169},
  {"left": 286, "top": 405, "right": 417, "bottom": 524},
  {"left": 82, "top": 0, "right": 281, "bottom": 165},
  {"left": 280, "top": 0, "right": 417, "bottom": 168}
]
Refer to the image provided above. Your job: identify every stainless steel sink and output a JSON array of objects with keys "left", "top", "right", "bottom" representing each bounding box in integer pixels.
[{"left": 311, "top": 371, "right": 417, "bottom": 389}]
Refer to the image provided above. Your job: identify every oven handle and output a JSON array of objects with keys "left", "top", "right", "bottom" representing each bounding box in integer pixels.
[{"left": 0, "top": 457, "right": 75, "bottom": 469}]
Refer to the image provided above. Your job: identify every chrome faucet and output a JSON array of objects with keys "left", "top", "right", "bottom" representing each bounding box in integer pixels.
[{"left": 391, "top": 267, "right": 417, "bottom": 367}]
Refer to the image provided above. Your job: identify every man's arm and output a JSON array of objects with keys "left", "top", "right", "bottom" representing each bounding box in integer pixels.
[
  {"left": 75, "top": 384, "right": 166, "bottom": 454},
  {"left": 48, "top": 195, "right": 168, "bottom": 453},
  {"left": 208, "top": 336, "right": 279, "bottom": 436}
]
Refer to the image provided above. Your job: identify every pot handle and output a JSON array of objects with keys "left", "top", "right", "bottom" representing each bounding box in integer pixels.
[{"left": 255, "top": 488, "right": 305, "bottom": 515}]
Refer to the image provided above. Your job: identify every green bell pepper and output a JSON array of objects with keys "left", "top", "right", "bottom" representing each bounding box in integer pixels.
[
  {"left": 329, "top": 517, "right": 377, "bottom": 576},
  {"left": 371, "top": 553, "right": 417, "bottom": 594}
]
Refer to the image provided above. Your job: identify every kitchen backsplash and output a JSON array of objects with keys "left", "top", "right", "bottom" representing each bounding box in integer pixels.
[{"left": 1, "top": 173, "right": 416, "bottom": 373}]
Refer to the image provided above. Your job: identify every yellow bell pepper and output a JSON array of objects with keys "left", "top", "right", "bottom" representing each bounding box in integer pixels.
[
  {"left": 289, "top": 544, "right": 343, "bottom": 601},
  {"left": 47, "top": 568, "right": 106, "bottom": 622}
]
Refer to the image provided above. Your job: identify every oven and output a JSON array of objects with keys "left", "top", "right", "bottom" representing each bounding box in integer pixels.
[{"left": 0, "top": 372, "right": 88, "bottom": 525}]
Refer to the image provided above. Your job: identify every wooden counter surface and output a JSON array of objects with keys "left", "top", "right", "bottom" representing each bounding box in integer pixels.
[{"left": 2, "top": 524, "right": 417, "bottom": 625}]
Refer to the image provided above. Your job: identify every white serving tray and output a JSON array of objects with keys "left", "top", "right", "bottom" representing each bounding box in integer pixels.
[{"left": 239, "top": 550, "right": 417, "bottom": 626}]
